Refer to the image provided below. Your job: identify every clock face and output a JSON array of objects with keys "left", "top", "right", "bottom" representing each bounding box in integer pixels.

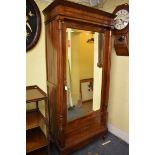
[
  {"left": 26, "top": 1, "right": 37, "bottom": 45},
  {"left": 114, "top": 9, "right": 129, "bottom": 30},
  {"left": 26, "top": 0, "right": 41, "bottom": 51}
]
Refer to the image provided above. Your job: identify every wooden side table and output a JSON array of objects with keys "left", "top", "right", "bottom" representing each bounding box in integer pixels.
[{"left": 26, "top": 85, "right": 49, "bottom": 155}]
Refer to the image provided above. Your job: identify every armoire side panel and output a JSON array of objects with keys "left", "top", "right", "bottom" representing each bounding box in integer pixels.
[
  {"left": 45, "top": 22, "right": 58, "bottom": 142},
  {"left": 45, "top": 23, "right": 57, "bottom": 84},
  {"left": 46, "top": 19, "right": 66, "bottom": 148}
]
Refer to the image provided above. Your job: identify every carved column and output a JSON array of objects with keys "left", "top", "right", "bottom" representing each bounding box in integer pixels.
[
  {"left": 56, "top": 19, "right": 66, "bottom": 147},
  {"left": 100, "top": 28, "right": 112, "bottom": 126}
]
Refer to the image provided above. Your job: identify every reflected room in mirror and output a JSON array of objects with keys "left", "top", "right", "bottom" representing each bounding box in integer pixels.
[{"left": 66, "top": 28, "right": 103, "bottom": 121}]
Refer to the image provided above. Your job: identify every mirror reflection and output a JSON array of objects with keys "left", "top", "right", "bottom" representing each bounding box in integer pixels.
[{"left": 66, "top": 28, "right": 103, "bottom": 121}]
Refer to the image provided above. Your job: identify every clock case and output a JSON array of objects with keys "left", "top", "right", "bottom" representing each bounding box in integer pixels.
[
  {"left": 113, "top": 3, "right": 129, "bottom": 56},
  {"left": 26, "top": 0, "right": 41, "bottom": 51}
]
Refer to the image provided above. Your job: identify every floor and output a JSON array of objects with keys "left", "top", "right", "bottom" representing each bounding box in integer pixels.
[
  {"left": 50, "top": 132, "right": 129, "bottom": 155},
  {"left": 67, "top": 102, "right": 93, "bottom": 121}
]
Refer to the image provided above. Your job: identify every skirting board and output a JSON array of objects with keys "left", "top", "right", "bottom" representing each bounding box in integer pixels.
[{"left": 108, "top": 123, "right": 129, "bottom": 144}]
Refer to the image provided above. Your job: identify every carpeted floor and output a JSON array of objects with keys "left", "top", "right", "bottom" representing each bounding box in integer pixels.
[
  {"left": 67, "top": 102, "right": 93, "bottom": 121},
  {"left": 50, "top": 132, "right": 129, "bottom": 155}
]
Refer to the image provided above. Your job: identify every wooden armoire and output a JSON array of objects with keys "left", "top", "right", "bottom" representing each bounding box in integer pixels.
[{"left": 43, "top": 0, "right": 115, "bottom": 154}]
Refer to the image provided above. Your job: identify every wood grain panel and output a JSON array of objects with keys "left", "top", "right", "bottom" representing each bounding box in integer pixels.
[
  {"left": 66, "top": 111, "right": 102, "bottom": 137},
  {"left": 47, "top": 84, "right": 57, "bottom": 138}
]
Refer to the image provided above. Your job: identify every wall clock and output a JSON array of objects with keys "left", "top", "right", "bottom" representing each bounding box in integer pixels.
[
  {"left": 26, "top": 0, "right": 41, "bottom": 51},
  {"left": 113, "top": 3, "right": 129, "bottom": 56}
]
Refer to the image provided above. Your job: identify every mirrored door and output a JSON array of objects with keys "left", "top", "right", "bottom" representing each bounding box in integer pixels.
[{"left": 66, "top": 28, "right": 104, "bottom": 121}]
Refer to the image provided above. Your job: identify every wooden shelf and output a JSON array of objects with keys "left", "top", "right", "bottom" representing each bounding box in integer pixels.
[
  {"left": 26, "top": 128, "right": 47, "bottom": 153},
  {"left": 26, "top": 110, "right": 44, "bottom": 130},
  {"left": 26, "top": 85, "right": 47, "bottom": 103},
  {"left": 26, "top": 85, "right": 48, "bottom": 155}
]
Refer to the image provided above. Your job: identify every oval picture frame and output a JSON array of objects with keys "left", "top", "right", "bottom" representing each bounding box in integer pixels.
[{"left": 26, "top": 0, "right": 41, "bottom": 51}]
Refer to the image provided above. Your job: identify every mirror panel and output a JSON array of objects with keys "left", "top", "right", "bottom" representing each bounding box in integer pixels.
[{"left": 66, "top": 28, "right": 103, "bottom": 121}]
